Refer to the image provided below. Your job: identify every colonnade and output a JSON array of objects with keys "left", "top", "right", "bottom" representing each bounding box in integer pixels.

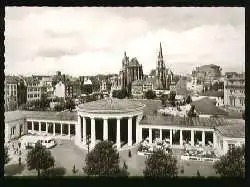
[
  {"left": 142, "top": 127, "right": 216, "bottom": 148},
  {"left": 29, "top": 121, "right": 73, "bottom": 136}
]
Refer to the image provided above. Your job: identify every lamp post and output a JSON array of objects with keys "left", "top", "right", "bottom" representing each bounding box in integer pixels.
[{"left": 86, "top": 134, "right": 91, "bottom": 154}]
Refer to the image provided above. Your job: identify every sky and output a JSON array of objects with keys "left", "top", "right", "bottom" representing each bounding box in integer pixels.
[{"left": 5, "top": 7, "right": 245, "bottom": 76}]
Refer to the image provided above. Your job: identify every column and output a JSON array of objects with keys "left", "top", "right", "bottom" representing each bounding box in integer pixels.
[
  {"left": 32, "top": 121, "right": 34, "bottom": 132},
  {"left": 39, "top": 122, "right": 41, "bottom": 134},
  {"left": 68, "top": 124, "right": 71, "bottom": 136},
  {"left": 82, "top": 117, "right": 86, "bottom": 145},
  {"left": 138, "top": 67, "right": 140, "bottom": 80},
  {"left": 213, "top": 131, "right": 217, "bottom": 149},
  {"left": 149, "top": 128, "right": 152, "bottom": 144},
  {"left": 103, "top": 118, "right": 108, "bottom": 141},
  {"left": 191, "top": 130, "right": 194, "bottom": 146},
  {"left": 61, "top": 124, "right": 63, "bottom": 136},
  {"left": 75, "top": 116, "right": 81, "bottom": 145},
  {"left": 128, "top": 117, "right": 132, "bottom": 146},
  {"left": 116, "top": 118, "right": 121, "bottom": 149},
  {"left": 46, "top": 122, "right": 48, "bottom": 134},
  {"left": 139, "top": 127, "right": 142, "bottom": 142},
  {"left": 180, "top": 130, "right": 183, "bottom": 147},
  {"left": 160, "top": 129, "right": 162, "bottom": 140},
  {"left": 53, "top": 123, "right": 55, "bottom": 136},
  {"left": 136, "top": 116, "right": 139, "bottom": 143},
  {"left": 91, "top": 118, "right": 96, "bottom": 147},
  {"left": 202, "top": 131, "right": 205, "bottom": 146},
  {"left": 170, "top": 129, "right": 172, "bottom": 145}
]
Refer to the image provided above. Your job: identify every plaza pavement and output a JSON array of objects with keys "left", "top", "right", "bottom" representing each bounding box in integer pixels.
[{"left": 5, "top": 139, "right": 218, "bottom": 177}]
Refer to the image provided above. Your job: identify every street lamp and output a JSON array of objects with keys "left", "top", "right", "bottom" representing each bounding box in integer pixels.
[{"left": 86, "top": 134, "right": 91, "bottom": 154}]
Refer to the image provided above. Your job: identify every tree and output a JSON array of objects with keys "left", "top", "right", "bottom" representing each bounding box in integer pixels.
[
  {"left": 169, "top": 91, "right": 176, "bottom": 107},
  {"left": 143, "top": 149, "right": 178, "bottom": 177},
  {"left": 5, "top": 147, "right": 9, "bottom": 164},
  {"left": 160, "top": 94, "right": 168, "bottom": 106},
  {"left": 187, "top": 105, "right": 196, "bottom": 117},
  {"left": 65, "top": 98, "right": 75, "bottom": 111},
  {"left": 26, "top": 142, "right": 55, "bottom": 177},
  {"left": 144, "top": 90, "right": 156, "bottom": 99},
  {"left": 213, "top": 145, "right": 245, "bottom": 178},
  {"left": 84, "top": 141, "right": 128, "bottom": 176},
  {"left": 185, "top": 95, "right": 192, "bottom": 104}
]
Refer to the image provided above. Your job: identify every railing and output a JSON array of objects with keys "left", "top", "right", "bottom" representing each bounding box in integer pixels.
[{"left": 181, "top": 155, "right": 219, "bottom": 162}]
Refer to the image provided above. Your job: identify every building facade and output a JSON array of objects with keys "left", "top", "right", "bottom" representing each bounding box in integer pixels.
[
  {"left": 65, "top": 80, "right": 81, "bottom": 98},
  {"left": 5, "top": 76, "right": 18, "bottom": 111},
  {"left": 54, "top": 81, "right": 65, "bottom": 98},
  {"left": 26, "top": 77, "right": 42, "bottom": 102},
  {"left": 224, "top": 72, "right": 245, "bottom": 112},
  {"left": 119, "top": 52, "right": 144, "bottom": 92}
]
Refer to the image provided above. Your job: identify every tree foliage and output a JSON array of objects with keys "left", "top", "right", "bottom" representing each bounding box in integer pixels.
[
  {"left": 185, "top": 95, "right": 192, "bottom": 104},
  {"left": 160, "top": 94, "right": 168, "bottom": 106},
  {"left": 84, "top": 141, "right": 128, "bottom": 176},
  {"left": 169, "top": 91, "right": 176, "bottom": 106},
  {"left": 213, "top": 145, "right": 245, "bottom": 178},
  {"left": 143, "top": 149, "right": 178, "bottom": 177},
  {"left": 144, "top": 90, "right": 156, "bottom": 99},
  {"left": 65, "top": 98, "right": 75, "bottom": 111},
  {"left": 26, "top": 142, "right": 55, "bottom": 177},
  {"left": 187, "top": 105, "right": 196, "bottom": 117},
  {"left": 112, "top": 89, "right": 128, "bottom": 99}
]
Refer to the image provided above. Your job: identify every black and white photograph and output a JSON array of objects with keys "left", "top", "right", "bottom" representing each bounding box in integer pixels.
[{"left": 4, "top": 7, "right": 245, "bottom": 178}]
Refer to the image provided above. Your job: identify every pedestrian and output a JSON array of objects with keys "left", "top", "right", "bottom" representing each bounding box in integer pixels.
[{"left": 18, "top": 157, "right": 21, "bottom": 166}]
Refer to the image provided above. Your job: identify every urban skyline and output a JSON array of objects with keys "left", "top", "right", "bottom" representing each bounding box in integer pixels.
[{"left": 5, "top": 7, "right": 245, "bottom": 76}]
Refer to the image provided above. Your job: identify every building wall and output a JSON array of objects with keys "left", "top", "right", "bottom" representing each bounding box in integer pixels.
[
  {"left": 27, "top": 82, "right": 42, "bottom": 102},
  {"left": 224, "top": 74, "right": 245, "bottom": 112},
  {"left": 54, "top": 81, "right": 65, "bottom": 98},
  {"left": 5, "top": 83, "right": 18, "bottom": 111},
  {"left": 5, "top": 118, "right": 28, "bottom": 143}
]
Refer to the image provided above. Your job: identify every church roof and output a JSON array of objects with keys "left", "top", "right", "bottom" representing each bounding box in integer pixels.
[{"left": 128, "top": 58, "right": 140, "bottom": 66}]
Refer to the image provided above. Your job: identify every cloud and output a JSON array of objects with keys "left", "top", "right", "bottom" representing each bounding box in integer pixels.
[{"left": 5, "top": 7, "right": 245, "bottom": 76}]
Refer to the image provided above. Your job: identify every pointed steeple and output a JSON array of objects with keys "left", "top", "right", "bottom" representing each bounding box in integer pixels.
[{"left": 159, "top": 42, "right": 163, "bottom": 58}]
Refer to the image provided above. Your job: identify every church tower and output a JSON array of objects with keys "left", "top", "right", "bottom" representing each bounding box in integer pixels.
[{"left": 156, "top": 42, "right": 167, "bottom": 89}]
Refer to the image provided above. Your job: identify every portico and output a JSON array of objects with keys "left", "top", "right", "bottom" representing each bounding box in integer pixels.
[{"left": 76, "top": 99, "right": 145, "bottom": 150}]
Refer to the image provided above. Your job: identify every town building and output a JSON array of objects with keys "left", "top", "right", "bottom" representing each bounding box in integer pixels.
[
  {"left": 118, "top": 52, "right": 144, "bottom": 92},
  {"left": 26, "top": 77, "right": 42, "bottom": 102},
  {"left": 186, "top": 76, "right": 204, "bottom": 94},
  {"left": 224, "top": 72, "right": 245, "bottom": 112},
  {"left": 81, "top": 77, "right": 93, "bottom": 95},
  {"left": 5, "top": 76, "right": 18, "bottom": 111},
  {"left": 65, "top": 80, "right": 81, "bottom": 98},
  {"left": 131, "top": 79, "right": 154, "bottom": 98},
  {"left": 54, "top": 81, "right": 65, "bottom": 98}
]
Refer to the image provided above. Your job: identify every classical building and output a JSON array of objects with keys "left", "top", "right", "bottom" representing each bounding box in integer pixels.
[
  {"left": 192, "top": 64, "right": 222, "bottom": 86},
  {"left": 5, "top": 76, "right": 18, "bottom": 111},
  {"left": 5, "top": 98, "right": 245, "bottom": 156},
  {"left": 118, "top": 52, "right": 144, "bottom": 92},
  {"left": 76, "top": 99, "right": 145, "bottom": 149},
  {"left": 224, "top": 72, "right": 245, "bottom": 112}
]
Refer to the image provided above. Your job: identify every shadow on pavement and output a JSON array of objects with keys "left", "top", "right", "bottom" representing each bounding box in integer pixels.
[
  {"left": 41, "top": 167, "right": 66, "bottom": 177},
  {"left": 4, "top": 164, "right": 25, "bottom": 176}
]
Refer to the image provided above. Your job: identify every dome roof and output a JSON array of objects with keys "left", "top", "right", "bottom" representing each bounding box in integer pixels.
[{"left": 78, "top": 98, "right": 145, "bottom": 114}]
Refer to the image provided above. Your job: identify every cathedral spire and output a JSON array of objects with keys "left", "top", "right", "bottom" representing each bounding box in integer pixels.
[{"left": 159, "top": 42, "right": 163, "bottom": 58}]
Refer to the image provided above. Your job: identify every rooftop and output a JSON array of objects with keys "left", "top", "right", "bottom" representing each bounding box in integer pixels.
[
  {"left": 191, "top": 97, "right": 228, "bottom": 116},
  {"left": 78, "top": 98, "right": 145, "bottom": 113},
  {"left": 215, "top": 119, "right": 245, "bottom": 138},
  {"left": 128, "top": 58, "right": 140, "bottom": 67},
  {"left": 5, "top": 110, "right": 77, "bottom": 123}
]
